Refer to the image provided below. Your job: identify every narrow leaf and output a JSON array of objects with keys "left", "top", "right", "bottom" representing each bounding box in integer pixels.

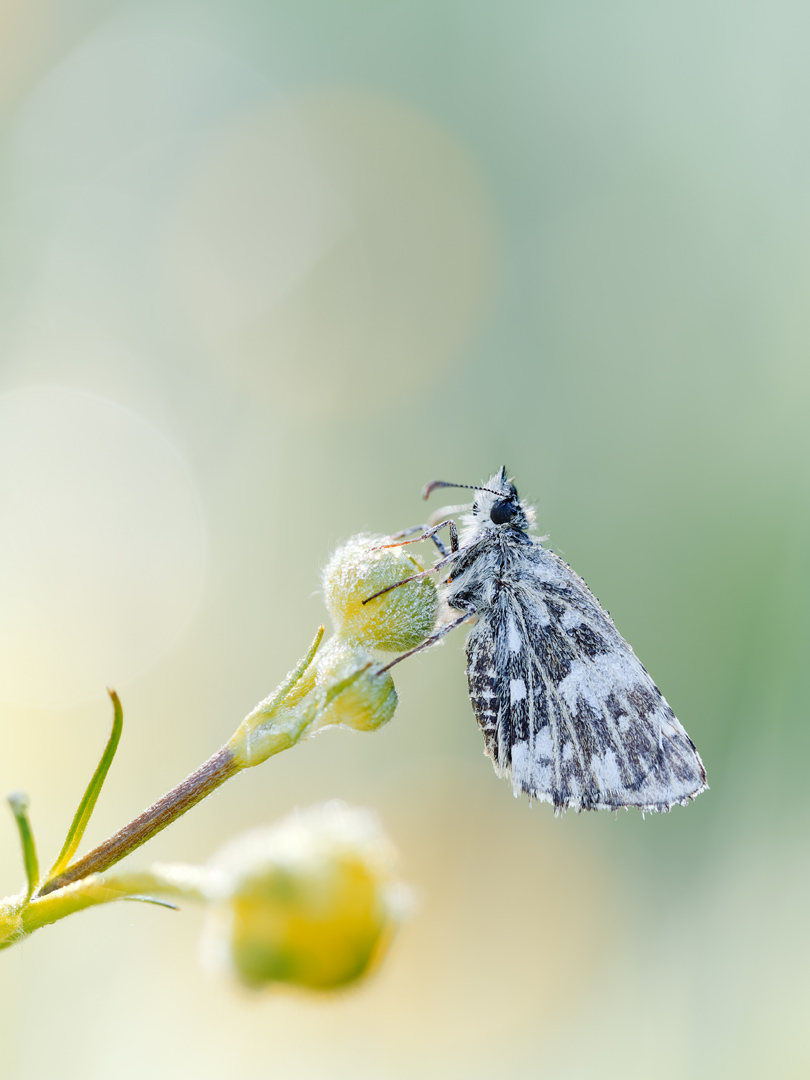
[
  {"left": 7, "top": 792, "right": 39, "bottom": 898},
  {"left": 121, "top": 895, "right": 179, "bottom": 911},
  {"left": 265, "top": 625, "right": 325, "bottom": 712},
  {"left": 47, "top": 689, "right": 124, "bottom": 881}
]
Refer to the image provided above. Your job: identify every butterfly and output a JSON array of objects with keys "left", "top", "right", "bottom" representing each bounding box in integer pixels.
[{"left": 375, "top": 468, "right": 707, "bottom": 814}]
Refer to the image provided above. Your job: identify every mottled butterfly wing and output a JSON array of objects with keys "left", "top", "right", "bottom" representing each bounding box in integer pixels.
[{"left": 465, "top": 545, "right": 707, "bottom": 813}]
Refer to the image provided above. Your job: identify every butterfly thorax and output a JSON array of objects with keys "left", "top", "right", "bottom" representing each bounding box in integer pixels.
[{"left": 444, "top": 526, "right": 536, "bottom": 616}]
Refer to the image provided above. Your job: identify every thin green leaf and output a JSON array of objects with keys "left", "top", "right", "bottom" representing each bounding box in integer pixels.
[
  {"left": 47, "top": 689, "right": 124, "bottom": 881},
  {"left": 7, "top": 792, "right": 39, "bottom": 899},
  {"left": 121, "top": 895, "right": 179, "bottom": 911}
]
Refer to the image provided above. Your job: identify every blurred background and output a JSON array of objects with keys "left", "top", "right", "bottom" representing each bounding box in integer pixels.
[{"left": 0, "top": 1, "right": 808, "bottom": 1077}]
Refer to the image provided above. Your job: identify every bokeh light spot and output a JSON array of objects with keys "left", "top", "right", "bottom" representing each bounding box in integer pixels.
[
  {"left": 0, "top": 387, "right": 207, "bottom": 707},
  {"left": 166, "top": 89, "right": 499, "bottom": 415}
]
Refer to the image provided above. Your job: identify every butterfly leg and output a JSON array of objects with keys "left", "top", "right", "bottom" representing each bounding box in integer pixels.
[
  {"left": 361, "top": 565, "right": 439, "bottom": 606},
  {"left": 362, "top": 524, "right": 459, "bottom": 606},
  {"left": 389, "top": 523, "right": 448, "bottom": 556},
  {"left": 361, "top": 521, "right": 459, "bottom": 606},
  {"left": 377, "top": 608, "right": 477, "bottom": 673},
  {"left": 374, "top": 519, "right": 459, "bottom": 555}
]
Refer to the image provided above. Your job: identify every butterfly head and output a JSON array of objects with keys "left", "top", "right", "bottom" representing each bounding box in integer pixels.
[
  {"left": 422, "top": 467, "right": 535, "bottom": 535},
  {"left": 470, "top": 467, "right": 532, "bottom": 533}
]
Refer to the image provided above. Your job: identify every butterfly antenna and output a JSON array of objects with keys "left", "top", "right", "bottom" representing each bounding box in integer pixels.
[{"left": 422, "top": 480, "right": 507, "bottom": 501}]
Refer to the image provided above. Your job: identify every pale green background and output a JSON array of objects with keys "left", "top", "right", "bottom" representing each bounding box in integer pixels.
[{"left": 0, "top": 2, "right": 807, "bottom": 1077}]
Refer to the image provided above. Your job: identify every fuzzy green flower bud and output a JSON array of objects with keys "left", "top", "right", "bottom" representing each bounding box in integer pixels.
[
  {"left": 203, "top": 802, "right": 408, "bottom": 991},
  {"left": 323, "top": 534, "right": 437, "bottom": 652},
  {"left": 313, "top": 642, "right": 397, "bottom": 733}
]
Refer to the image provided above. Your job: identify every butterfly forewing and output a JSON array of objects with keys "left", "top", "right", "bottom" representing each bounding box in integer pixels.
[{"left": 463, "top": 544, "right": 706, "bottom": 813}]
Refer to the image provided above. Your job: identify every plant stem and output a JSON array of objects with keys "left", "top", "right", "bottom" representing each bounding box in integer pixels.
[
  {"left": 35, "top": 627, "right": 327, "bottom": 900},
  {"left": 38, "top": 747, "right": 241, "bottom": 896}
]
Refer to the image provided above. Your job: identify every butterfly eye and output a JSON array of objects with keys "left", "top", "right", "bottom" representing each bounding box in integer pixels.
[{"left": 490, "top": 500, "right": 515, "bottom": 525}]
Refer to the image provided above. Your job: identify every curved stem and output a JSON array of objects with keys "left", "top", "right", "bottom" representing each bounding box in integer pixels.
[
  {"left": 2, "top": 864, "right": 210, "bottom": 950},
  {"left": 22, "top": 876, "right": 136, "bottom": 935},
  {"left": 39, "top": 748, "right": 240, "bottom": 896}
]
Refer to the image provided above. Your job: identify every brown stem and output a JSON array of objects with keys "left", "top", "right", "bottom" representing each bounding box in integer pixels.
[{"left": 38, "top": 747, "right": 241, "bottom": 896}]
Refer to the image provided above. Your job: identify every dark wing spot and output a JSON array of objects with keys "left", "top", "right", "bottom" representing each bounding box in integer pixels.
[
  {"left": 627, "top": 684, "right": 657, "bottom": 721},
  {"left": 565, "top": 623, "right": 609, "bottom": 658}
]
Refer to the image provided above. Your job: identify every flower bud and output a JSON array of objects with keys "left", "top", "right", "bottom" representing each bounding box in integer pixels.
[
  {"left": 323, "top": 534, "right": 438, "bottom": 652},
  {"left": 314, "top": 641, "right": 397, "bottom": 733},
  {"left": 203, "top": 802, "right": 408, "bottom": 991}
]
